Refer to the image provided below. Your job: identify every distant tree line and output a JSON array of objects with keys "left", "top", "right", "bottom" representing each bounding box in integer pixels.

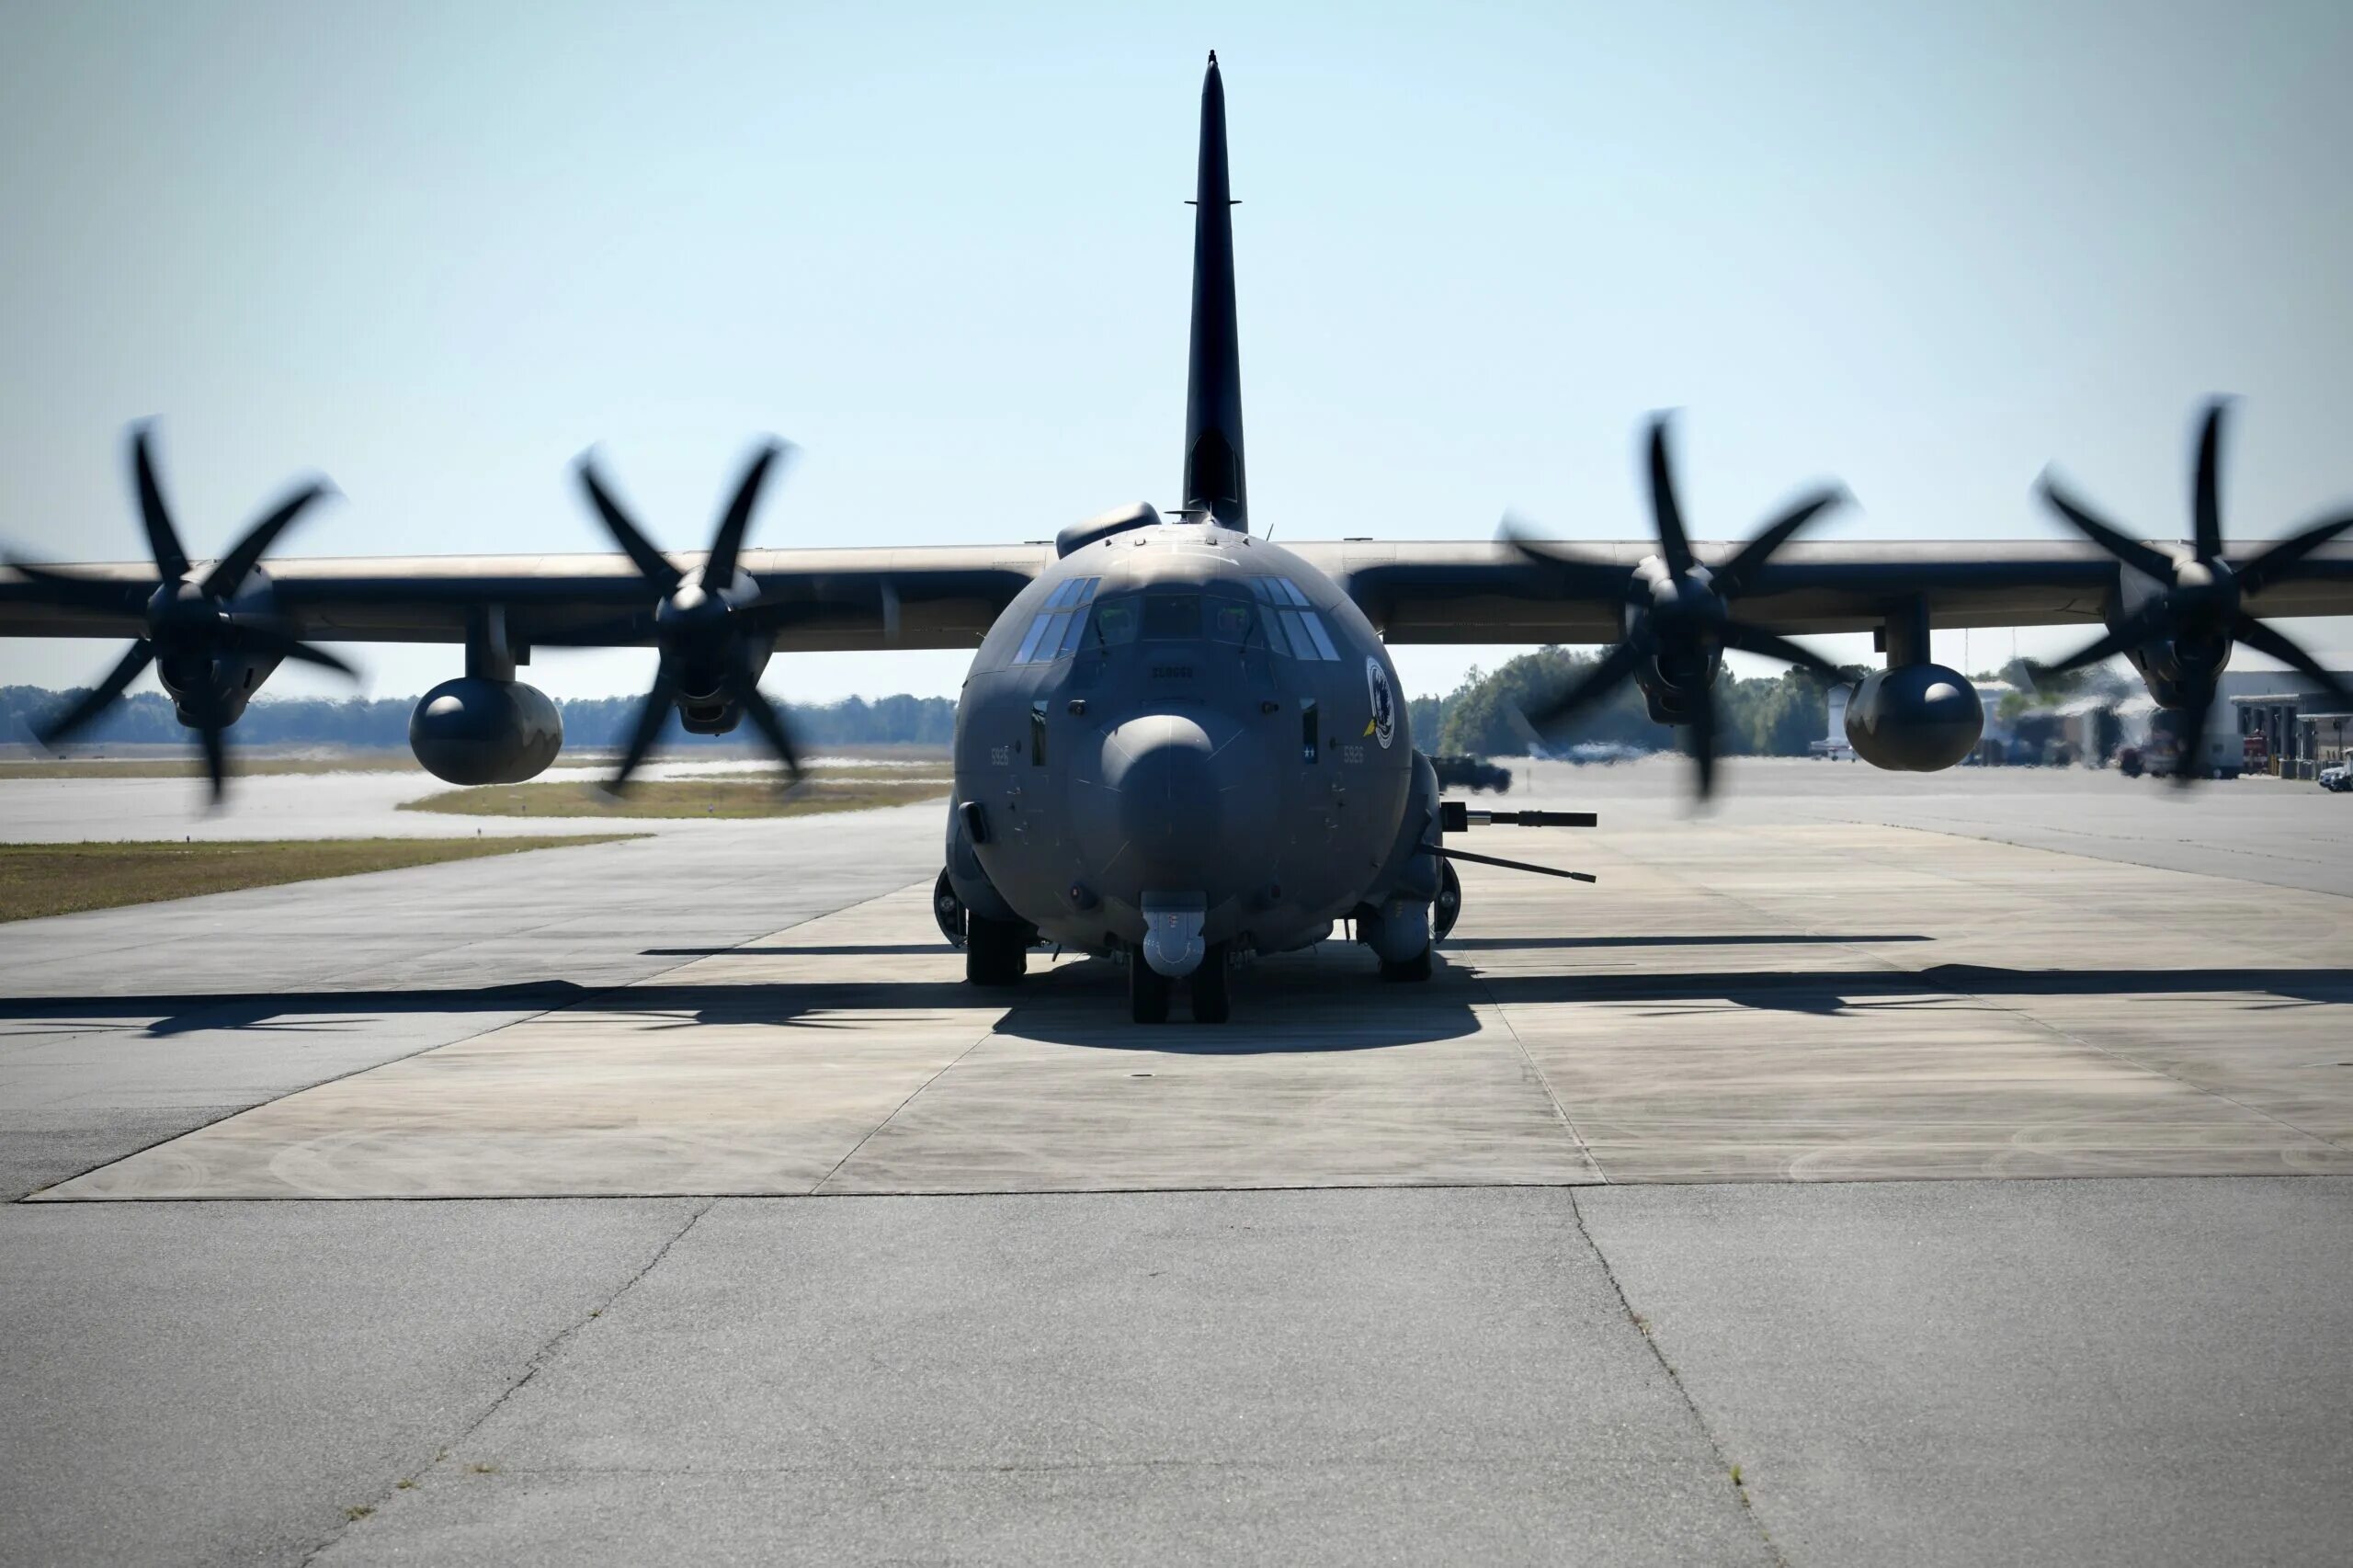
[
  {"left": 8, "top": 652, "right": 1864, "bottom": 758},
  {"left": 0, "top": 686, "right": 957, "bottom": 749},
  {"left": 1410, "top": 648, "right": 1870, "bottom": 758}
]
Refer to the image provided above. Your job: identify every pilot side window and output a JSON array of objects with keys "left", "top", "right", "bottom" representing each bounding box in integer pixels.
[
  {"left": 1243, "top": 578, "right": 1339, "bottom": 660},
  {"left": 1010, "top": 578, "right": 1101, "bottom": 665}
]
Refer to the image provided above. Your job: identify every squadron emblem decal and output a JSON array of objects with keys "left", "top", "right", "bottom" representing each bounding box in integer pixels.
[{"left": 1363, "top": 656, "right": 1396, "bottom": 749}]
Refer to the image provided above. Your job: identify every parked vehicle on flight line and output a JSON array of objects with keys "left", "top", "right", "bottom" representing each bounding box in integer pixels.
[{"left": 1429, "top": 754, "right": 1512, "bottom": 793}]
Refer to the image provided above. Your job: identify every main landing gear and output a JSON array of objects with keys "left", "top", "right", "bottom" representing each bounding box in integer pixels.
[{"left": 1130, "top": 941, "right": 1230, "bottom": 1024}]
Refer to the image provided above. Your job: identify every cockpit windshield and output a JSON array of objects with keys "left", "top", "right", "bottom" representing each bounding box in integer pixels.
[{"left": 1073, "top": 584, "right": 1341, "bottom": 660}]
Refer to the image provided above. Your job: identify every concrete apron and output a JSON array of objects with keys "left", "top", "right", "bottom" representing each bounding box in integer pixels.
[{"left": 32, "top": 822, "right": 2353, "bottom": 1199}]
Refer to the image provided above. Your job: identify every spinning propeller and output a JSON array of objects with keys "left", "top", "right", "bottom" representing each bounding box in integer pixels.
[
  {"left": 1507, "top": 415, "right": 1848, "bottom": 798},
  {"left": 2030, "top": 400, "right": 2353, "bottom": 782},
  {"left": 574, "top": 440, "right": 806, "bottom": 790},
  {"left": 6, "top": 424, "right": 351, "bottom": 799}
]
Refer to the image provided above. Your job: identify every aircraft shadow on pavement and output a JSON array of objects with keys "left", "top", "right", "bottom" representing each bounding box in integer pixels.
[
  {"left": 997, "top": 956, "right": 1485, "bottom": 1053},
  {"left": 0, "top": 963, "right": 2342, "bottom": 1039},
  {"left": 640, "top": 944, "right": 952, "bottom": 958}
]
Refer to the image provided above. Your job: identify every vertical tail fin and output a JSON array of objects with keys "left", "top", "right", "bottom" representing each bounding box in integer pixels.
[{"left": 1183, "top": 51, "right": 1246, "bottom": 530}]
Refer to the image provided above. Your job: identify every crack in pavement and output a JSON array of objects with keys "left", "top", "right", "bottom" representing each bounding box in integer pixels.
[{"left": 298, "top": 1197, "right": 715, "bottom": 1565}]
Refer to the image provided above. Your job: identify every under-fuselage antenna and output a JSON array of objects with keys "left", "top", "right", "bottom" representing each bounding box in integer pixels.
[{"left": 1182, "top": 51, "right": 1246, "bottom": 532}]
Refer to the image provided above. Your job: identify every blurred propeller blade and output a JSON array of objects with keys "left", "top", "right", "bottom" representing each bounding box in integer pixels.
[
  {"left": 610, "top": 663, "right": 679, "bottom": 792},
  {"left": 704, "top": 441, "right": 789, "bottom": 587},
  {"left": 197, "top": 710, "right": 229, "bottom": 803},
  {"left": 1719, "top": 623, "right": 1844, "bottom": 681},
  {"left": 1519, "top": 639, "right": 1643, "bottom": 733},
  {"left": 1644, "top": 416, "right": 1694, "bottom": 577},
  {"left": 1500, "top": 524, "right": 1642, "bottom": 601},
  {"left": 2169, "top": 697, "right": 2212, "bottom": 789},
  {"left": 204, "top": 481, "right": 335, "bottom": 597},
  {"left": 195, "top": 710, "right": 229, "bottom": 805},
  {"left": 5, "top": 560, "right": 146, "bottom": 614},
  {"left": 131, "top": 425, "right": 190, "bottom": 581},
  {"left": 576, "top": 459, "right": 682, "bottom": 591},
  {"left": 229, "top": 621, "right": 358, "bottom": 676},
  {"left": 1687, "top": 691, "right": 1719, "bottom": 801},
  {"left": 2191, "top": 401, "right": 2226, "bottom": 565},
  {"left": 724, "top": 666, "right": 803, "bottom": 778},
  {"left": 2232, "top": 616, "right": 2353, "bottom": 710},
  {"left": 2021, "top": 602, "right": 2176, "bottom": 684},
  {"left": 2037, "top": 472, "right": 2179, "bottom": 583},
  {"left": 1714, "top": 487, "right": 1845, "bottom": 597},
  {"left": 2236, "top": 510, "right": 2353, "bottom": 596},
  {"left": 36, "top": 640, "right": 155, "bottom": 747}
]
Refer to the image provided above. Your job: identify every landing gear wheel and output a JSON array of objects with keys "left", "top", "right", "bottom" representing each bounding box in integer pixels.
[
  {"left": 1189, "top": 942, "right": 1232, "bottom": 1024},
  {"left": 933, "top": 869, "right": 968, "bottom": 949},
  {"left": 1433, "top": 859, "right": 1462, "bottom": 944},
  {"left": 1379, "top": 947, "right": 1434, "bottom": 983},
  {"left": 965, "top": 914, "right": 1029, "bottom": 987},
  {"left": 1129, "top": 954, "right": 1173, "bottom": 1024}
]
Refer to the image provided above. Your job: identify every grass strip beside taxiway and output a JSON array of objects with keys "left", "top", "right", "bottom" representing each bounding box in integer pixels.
[
  {"left": 0, "top": 835, "right": 644, "bottom": 922},
  {"left": 399, "top": 777, "right": 950, "bottom": 819}
]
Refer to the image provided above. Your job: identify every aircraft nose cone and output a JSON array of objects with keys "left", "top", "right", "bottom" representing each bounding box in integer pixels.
[
  {"left": 1077, "top": 710, "right": 1274, "bottom": 899},
  {"left": 1108, "top": 713, "right": 1219, "bottom": 858}
]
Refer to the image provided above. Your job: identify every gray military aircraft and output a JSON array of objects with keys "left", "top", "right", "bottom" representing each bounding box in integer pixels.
[{"left": 7, "top": 53, "right": 2353, "bottom": 1022}]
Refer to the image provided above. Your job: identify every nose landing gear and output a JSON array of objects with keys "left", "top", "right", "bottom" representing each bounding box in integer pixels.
[{"left": 1128, "top": 941, "right": 1231, "bottom": 1024}]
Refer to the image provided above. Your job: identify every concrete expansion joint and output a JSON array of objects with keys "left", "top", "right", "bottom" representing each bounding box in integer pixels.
[
  {"left": 1567, "top": 1187, "right": 1790, "bottom": 1568},
  {"left": 296, "top": 1197, "right": 714, "bottom": 1565}
]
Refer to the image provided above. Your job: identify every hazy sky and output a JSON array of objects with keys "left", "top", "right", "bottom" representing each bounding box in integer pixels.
[{"left": 4, "top": 0, "right": 2349, "bottom": 704}]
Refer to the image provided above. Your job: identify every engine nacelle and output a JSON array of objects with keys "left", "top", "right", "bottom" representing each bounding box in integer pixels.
[
  {"left": 409, "top": 678, "right": 563, "bottom": 785},
  {"left": 1845, "top": 663, "right": 1984, "bottom": 772}
]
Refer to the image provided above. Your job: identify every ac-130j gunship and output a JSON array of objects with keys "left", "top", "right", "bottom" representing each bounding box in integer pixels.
[{"left": 7, "top": 54, "right": 2353, "bottom": 1022}]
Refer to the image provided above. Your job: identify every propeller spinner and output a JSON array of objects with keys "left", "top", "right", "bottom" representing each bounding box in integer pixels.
[
  {"left": 6, "top": 424, "right": 353, "bottom": 799},
  {"left": 1506, "top": 415, "right": 1848, "bottom": 799},
  {"left": 2030, "top": 400, "right": 2353, "bottom": 782},
  {"left": 573, "top": 440, "right": 806, "bottom": 790}
]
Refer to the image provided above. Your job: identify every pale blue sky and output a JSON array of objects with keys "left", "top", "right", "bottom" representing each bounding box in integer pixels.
[{"left": 4, "top": 0, "right": 2349, "bottom": 702}]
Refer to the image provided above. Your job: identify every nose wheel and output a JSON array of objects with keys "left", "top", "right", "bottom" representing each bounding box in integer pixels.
[
  {"left": 1190, "top": 943, "right": 1232, "bottom": 1024},
  {"left": 966, "top": 913, "right": 1030, "bottom": 988},
  {"left": 1129, "top": 953, "right": 1172, "bottom": 1023},
  {"left": 1128, "top": 942, "right": 1231, "bottom": 1024}
]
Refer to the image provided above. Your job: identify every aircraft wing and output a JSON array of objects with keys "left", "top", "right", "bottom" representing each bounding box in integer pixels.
[
  {"left": 9, "top": 536, "right": 2353, "bottom": 654},
  {"left": 0, "top": 545, "right": 1052, "bottom": 652},
  {"left": 1298, "top": 538, "right": 2353, "bottom": 645}
]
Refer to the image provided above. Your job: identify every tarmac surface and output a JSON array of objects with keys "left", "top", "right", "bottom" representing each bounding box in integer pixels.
[{"left": 2, "top": 757, "right": 2349, "bottom": 1564}]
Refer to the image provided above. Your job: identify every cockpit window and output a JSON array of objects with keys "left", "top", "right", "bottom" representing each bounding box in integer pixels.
[
  {"left": 1088, "top": 597, "right": 1141, "bottom": 645},
  {"left": 1008, "top": 576, "right": 1102, "bottom": 665},
  {"left": 1141, "top": 594, "right": 1200, "bottom": 640},
  {"left": 1207, "top": 597, "right": 1257, "bottom": 644},
  {"left": 1069, "top": 585, "right": 1330, "bottom": 657},
  {"left": 1246, "top": 576, "right": 1313, "bottom": 608},
  {"left": 1249, "top": 600, "right": 1341, "bottom": 661}
]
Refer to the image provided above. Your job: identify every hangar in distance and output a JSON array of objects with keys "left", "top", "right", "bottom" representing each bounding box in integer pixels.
[{"left": 6, "top": 52, "right": 2351, "bottom": 1022}]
